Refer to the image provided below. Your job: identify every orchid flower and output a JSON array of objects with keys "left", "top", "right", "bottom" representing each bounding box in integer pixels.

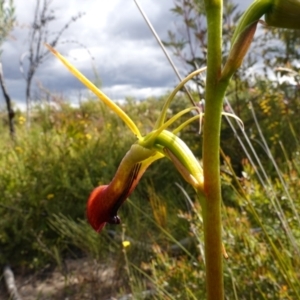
[
  {"left": 46, "top": 45, "right": 205, "bottom": 232},
  {"left": 87, "top": 145, "right": 158, "bottom": 232}
]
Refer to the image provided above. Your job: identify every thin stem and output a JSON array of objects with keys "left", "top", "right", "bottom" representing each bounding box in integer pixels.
[
  {"left": 155, "top": 67, "right": 206, "bottom": 129},
  {"left": 133, "top": 0, "right": 197, "bottom": 107}
]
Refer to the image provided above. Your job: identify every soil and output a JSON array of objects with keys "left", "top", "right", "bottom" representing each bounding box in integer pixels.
[{"left": 0, "top": 257, "right": 122, "bottom": 300}]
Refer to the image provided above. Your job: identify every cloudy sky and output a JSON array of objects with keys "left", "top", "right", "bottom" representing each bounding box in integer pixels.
[{"left": 1, "top": 0, "right": 252, "bottom": 109}]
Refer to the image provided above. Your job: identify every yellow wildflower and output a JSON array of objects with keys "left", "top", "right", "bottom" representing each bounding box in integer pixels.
[
  {"left": 15, "top": 146, "right": 23, "bottom": 153},
  {"left": 18, "top": 116, "right": 26, "bottom": 125},
  {"left": 47, "top": 194, "right": 55, "bottom": 200},
  {"left": 122, "top": 241, "right": 131, "bottom": 248}
]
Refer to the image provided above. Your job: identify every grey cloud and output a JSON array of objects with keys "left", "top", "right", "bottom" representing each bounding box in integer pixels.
[
  {"left": 0, "top": 0, "right": 257, "bottom": 108},
  {"left": 107, "top": 2, "right": 176, "bottom": 41}
]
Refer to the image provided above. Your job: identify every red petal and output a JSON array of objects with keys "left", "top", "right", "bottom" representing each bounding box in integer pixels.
[{"left": 87, "top": 185, "right": 109, "bottom": 232}]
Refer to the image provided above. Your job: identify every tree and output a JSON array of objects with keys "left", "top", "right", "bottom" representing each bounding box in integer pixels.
[
  {"left": 0, "top": 0, "right": 15, "bottom": 137},
  {"left": 20, "top": 0, "right": 84, "bottom": 125},
  {"left": 164, "top": 0, "right": 241, "bottom": 87}
]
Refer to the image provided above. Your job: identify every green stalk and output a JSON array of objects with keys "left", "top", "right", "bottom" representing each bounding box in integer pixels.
[{"left": 202, "top": 1, "right": 226, "bottom": 299}]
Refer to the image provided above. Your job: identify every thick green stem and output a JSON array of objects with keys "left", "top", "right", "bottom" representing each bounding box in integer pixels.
[
  {"left": 202, "top": 82, "right": 227, "bottom": 300},
  {"left": 202, "top": 0, "right": 227, "bottom": 299}
]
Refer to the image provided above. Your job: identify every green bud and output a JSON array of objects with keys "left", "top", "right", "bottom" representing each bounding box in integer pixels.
[
  {"left": 221, "top": 21, "right": 258, "bottom": 80},
  {"left": 231, "top": 0, "right": 272, "bottom": 47},
  {"left": 265, "top": 0, "right": 300, "bottom": 29},
  {"left": 232, "top": 0, "right": 300, "bottom": 50}
]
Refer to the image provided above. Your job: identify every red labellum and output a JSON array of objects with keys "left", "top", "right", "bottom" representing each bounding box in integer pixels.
[{"left": 87, "top": 185, "right": 125, "bottom": 232}]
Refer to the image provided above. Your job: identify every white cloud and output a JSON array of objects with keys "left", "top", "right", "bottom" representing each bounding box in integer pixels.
[
  {"left": 1, "top": 0, "right": 254, "bottom": 109},
  {"left": 1, "top": 0, "right": 181, "bottom": 108}
]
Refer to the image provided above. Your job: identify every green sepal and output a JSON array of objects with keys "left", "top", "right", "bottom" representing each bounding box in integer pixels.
[
  {"left": 221, "top": 21, "right": 258, "bottom": 81},
  {"left": 231, "top": 0, "right": 272, "bottom": 47}
]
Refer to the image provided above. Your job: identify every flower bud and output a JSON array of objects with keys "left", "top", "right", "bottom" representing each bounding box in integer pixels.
[
  {"left": 222, "top": 21, "right": 258, "bottom": 80},
  {"left": 265, "top": 0, "right": 300, "bottom": 29}
]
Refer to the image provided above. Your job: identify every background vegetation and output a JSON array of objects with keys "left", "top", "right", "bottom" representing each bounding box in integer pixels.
[{"left": 0, "top": 0, "right": 300, "bottom": 299}]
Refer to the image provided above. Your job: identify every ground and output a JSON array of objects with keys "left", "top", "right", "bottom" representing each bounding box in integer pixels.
[{"left": 0, "top": 258, "right": 121, "bottom": 300}]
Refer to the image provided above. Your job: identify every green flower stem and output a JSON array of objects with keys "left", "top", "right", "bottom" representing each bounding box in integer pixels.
[
  {"left": 202, "top": 1, "right": 300, "bottom": 297},
  {"left": 203, "top": 0, "right": 225, "bottom": 299}
]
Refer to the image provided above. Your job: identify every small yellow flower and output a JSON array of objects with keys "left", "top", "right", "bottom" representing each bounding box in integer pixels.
[
  {"left": 15, "top": 146, "right": 23, "bottom": 153},
  {"left": 279, "top": 284, "right": 288, "bottom": 296},
  {"left": 85, "top": 133, "right": 92, "bottom": 140},
  {"left": 18, "top": 116, "right": 26, "bottom": 125},
  {"left": 122, "top": 240, "right": 131, "bottom": 248},
  {"left": 100, "top": 161, "right": 107, "bottom": 167},
  {"left": 47, "top": 194, "right": 55, "bottom": 200}
]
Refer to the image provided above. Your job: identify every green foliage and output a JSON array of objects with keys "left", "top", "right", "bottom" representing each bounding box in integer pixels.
[
  {"left": 0, "top": 96, "right": 192, "bottom": 267},
  {"left": 0, "top": 0, "right": 14, "bottom": 48},
  {"left": 0, "top": 89, "right": 299, "bottom": 298},
  {"left": 0, "top": 100, "right": 135, "bottom": 268}
]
